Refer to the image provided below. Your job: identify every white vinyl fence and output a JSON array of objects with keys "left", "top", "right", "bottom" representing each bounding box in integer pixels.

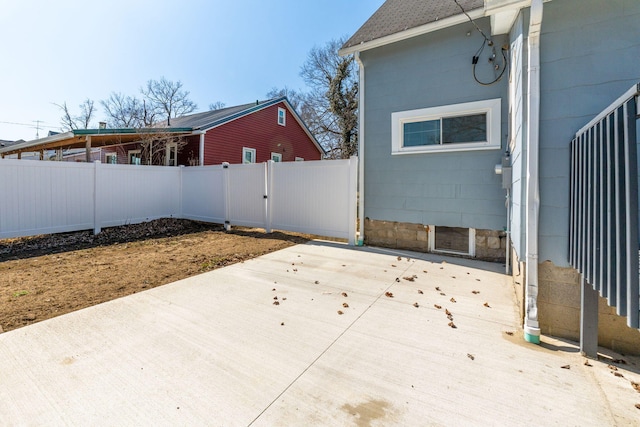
[{"left": 0, "top": 157, "right": 358, "bottom": 243}]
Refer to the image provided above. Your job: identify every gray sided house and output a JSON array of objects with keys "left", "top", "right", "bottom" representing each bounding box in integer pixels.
[{"left": 341, "top": 0, "right": 640, "bottom": 354}]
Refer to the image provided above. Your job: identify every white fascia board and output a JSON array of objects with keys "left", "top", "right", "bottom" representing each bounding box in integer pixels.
[
  {"left": 339, "top": 9, "right": 484, "bottom": 56},
  {"left": 0, "top": 131, "right": 74, "bottom": 154}
]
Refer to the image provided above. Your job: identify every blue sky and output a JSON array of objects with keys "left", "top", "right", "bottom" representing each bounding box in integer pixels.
[{"left": 0, "top": 0, "right": 383, "bottom": 141}]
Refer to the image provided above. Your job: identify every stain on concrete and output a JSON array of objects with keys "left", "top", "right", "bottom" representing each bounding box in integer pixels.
[{"left": 341, "top": 399, "right": 391, "bottom": 427}]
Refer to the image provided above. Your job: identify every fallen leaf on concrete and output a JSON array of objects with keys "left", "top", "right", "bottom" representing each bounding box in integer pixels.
[
  {"left": 406, "top": 258, "right": 411, "bottom": 262},
  {"left": 467, "top": 353, "right": 475, "bottom": 360},
  {"left": 273, "top": 296, "right": 278, "bottom": 300},
  {"left": 413, "top": 302, "right": 419, "bottom": 308},
  {"left": 635, "top": 403, "right": 640, "bottom": 410},
  {"left": 343, "top": 302, "right": 349, "bottom": 308},
  {"left": 448, "top": 322, "right": 457, "bottom": 329},
  {"left": 385, "top": 292, "right": 394, "bottom": 298},
  {"left": 614, "top": 372, "right": 625, "bottom": 378},
  {"left": 434, "top": 304, "right": 442, "bottom": 309},
  {"left": 447, "top": 314, "right": 454, "bottom": 321},
  {"left": 561, "top": 365, "right": 570, "bottom": 369},
  {"left": 395, "top": 278, "right": 401, "bottom": 282},
  {"left": 282, "top": 298, "right": 287, "bottom": 301},
  {"left": 505, "top": 331, "right": 514, "bottom": 336},
  {"left": 440, "top": 292, "right": 446, "bottom": 296},
  {"left": 435, "top": 287, "right": 441, "bottom": 291},
  {"left": 337, "top": 310, "right": 344, "bottom": 315},
  {"left": 403, "top": 276, "right": 415, "bottom": 282},
  {"left": 450, "top": 298, "right": 457, "bottom": 303},
  {"left": 472, "top": 290, "right": 480, "bottom": 294},
  {"left": 423, "top": 270, "right": 428, "bottom": 273},
  {"left": 608, "top": 365, "right": 618, "bottom": 371},
  {"left": 418, "top": 290, "right": 424, "bottom": 294},
  {"left": 342, "top": 292, "right": 348, "bottom": 297},
  {"left": 451, "top": 276, "right": 456, "bottom": 279},
  {"left": 445, "top": 309, "right": 451, "bottom": 315},
  {"left": 273, "top": 301, "right": 280, "bottom": 306},
  {"left": 293, "top": 268, "right": 298, "bottom": 272},
  {"left": 391, "top": 264, "right": 397, "bottom": 267},
  {"left": 476, "top": 279, "right": 481, "bottom": 281},
  {"left": 631, "top": 381, "right": 640, "bottom": 392},
  {"left": 280, "top": 322, "right": 285, "bottom": 326},
  {"left": 584, "top": 360, "right": 592, "bottom": 367},
  {"left": 272, "top": 288, "right": 276, "bottom": 291},
  {"left": 314, "top": 280, "right": 320, "bottom": 284},
  {"left": 397, "top": 256, "right": 402, "bottom": 261},
  {"left": 483, "top": 302, "right": 491, "bottom": 308}
]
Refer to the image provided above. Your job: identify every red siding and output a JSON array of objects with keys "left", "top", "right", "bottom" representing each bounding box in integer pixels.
[{"left": 201, "top": 102, "right": 322, "bottom": 165}]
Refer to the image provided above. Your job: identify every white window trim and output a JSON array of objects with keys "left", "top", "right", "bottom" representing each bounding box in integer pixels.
[
  {"left": 165, "top": 142, "right": 178, "bottom": 166},
  {"left": 128, "top": 149, "right": 141, "bottom": 165},
  {"left": 271, "top": 152, "right": 282, "bottom": 162},
  {"left": 105, "top": 153, "right": 117, "bottom": 164},
  {"left": 295, "top": 157, "right": 304, "bottom": 162},
  {"left": 392, "top": 98, "right": 501, "bottom": 154},
  {"left": 277, "top": 107, "right": 286, "bottom": 126},
  {"left": 428, "top": 226, "right": 476, "bottom": 257},
  {"left": 242, "top": 147, "right": 256, "bottom": 164}
]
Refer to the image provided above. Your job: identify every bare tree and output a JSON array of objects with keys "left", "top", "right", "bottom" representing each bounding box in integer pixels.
[
  {"left": 141, "top": 77, "right": 197, "bottom": 126},
  {"left": 266, "top": 86, "right": 305, "bottom": 112},
  {"left": 100, "top": 92, "right": 145, "bottom": 128},
  {"left": 55, "top": 98, "right": 96, "bottom": 131},
  {"left": 208, "top": 101, "right": 226, "bottom": 111},
  {"left": 136, "top": 129, "right": 188, "bottom": 166},
  {"left": 300, "top": 38, "right": 358, "bottom": 159}
]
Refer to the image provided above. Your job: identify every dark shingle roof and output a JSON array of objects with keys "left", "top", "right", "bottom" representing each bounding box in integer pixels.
[
  {"left": 167, "top": 101, "right": 268, "bottom": 130},
  {"left": 341, "top": 0, "right": 483, "bottom": 51}
]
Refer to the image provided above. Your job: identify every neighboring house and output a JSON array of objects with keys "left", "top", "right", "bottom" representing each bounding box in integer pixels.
[
  {"left": 341, "top": 0, "right": 640, "bottom": 354},
  {"left": 0, "top": 97, "right": 324, "bottom": 165}
]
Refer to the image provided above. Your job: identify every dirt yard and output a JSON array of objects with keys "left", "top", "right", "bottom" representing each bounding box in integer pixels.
[{"left": 0, "top": 219, "right": 312, "bottom": 333}]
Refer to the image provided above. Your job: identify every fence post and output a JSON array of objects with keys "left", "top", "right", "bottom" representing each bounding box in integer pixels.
[
  {"left": 348, "top": 156, "right": 358, "bottom": 245},
  {"left": 93, "top": 161, "right": 101, "bottom": 235},
  {"left": 265, "top": 160, "right": 273, "bottom": 233},
  {"left": 178, "top": 165, "right": 185, "bottom": 219},
  {"left": 222, "top": 162, "right": 231, "bottom": 231}
]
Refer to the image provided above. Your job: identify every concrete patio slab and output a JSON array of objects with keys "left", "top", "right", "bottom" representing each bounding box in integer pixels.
[{"left": 1, "top": 241, "right": 639, "bottom": 426}]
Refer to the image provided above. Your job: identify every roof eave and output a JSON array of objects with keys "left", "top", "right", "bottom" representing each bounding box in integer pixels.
[
  {"left": 0, "top": 131, "right": 74, "bottom": 154},
  {"left": 339, "top": 8, "right": 484, "bottom": 56}
]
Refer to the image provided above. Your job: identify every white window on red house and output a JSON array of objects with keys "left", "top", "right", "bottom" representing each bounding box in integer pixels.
[
  {"left": 295, "top": 157, "right": 304, "bottom": 162},
  {"left": 105, "top": 153, "right": 117, "bottom": 164},
  {"left": 243, "top": 147, "right": 256, "bottom": 164},
  {"left": 128, "top": 150, "right": 142, "bottom": 165},
  {"left": 277, "top": 107, "right": 286, "bottom": 126},
  {"left": 271, "top": 152, "right": 282, "bottom": 162}
]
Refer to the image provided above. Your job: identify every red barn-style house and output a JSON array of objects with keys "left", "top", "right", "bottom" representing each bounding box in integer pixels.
[{"left": 0, "top": 97, "right": 324, "bottom": 165}]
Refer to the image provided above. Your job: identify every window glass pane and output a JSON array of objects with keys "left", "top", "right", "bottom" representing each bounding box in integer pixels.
[
  {"left": 442, "top": 113, "right": 486, "bottom": 144},
  {"left": 403, "top": 120, "right": 440, "bottom": 146}
]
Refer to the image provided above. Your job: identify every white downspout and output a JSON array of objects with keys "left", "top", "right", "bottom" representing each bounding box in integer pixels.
[
  {"left": 355, "top": 52, "right": 365, "bottom": 246},
  {"left": 524, "top": 0, "right": 543, "bottom": 344}
]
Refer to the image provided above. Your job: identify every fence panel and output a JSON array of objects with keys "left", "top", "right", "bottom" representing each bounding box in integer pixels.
[
  {"left": 182, "top": 165, "right": 226, "bottom": 224},
  {"left": 569, "top": 83, "right": 639, "bottom": 329},
  {"left": 96, "top": 163, "right": 181, "bottom": 229},
  {"left": 0, "top": 159, "right": 94, "bottom": 239},
  {"left": 269, "top": 158, "right": 357, "bottom": 242},
  {"left": 226, "top": 163, "right": 268, "bottom": 228}
]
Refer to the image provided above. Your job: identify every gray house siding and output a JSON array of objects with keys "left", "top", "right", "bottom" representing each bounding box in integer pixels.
[
  {"left": 537, "top": 0, "right": 640, "bottom": 266},
  {"left": 361, "top": 19, "right": 509, "bottom": 233}
]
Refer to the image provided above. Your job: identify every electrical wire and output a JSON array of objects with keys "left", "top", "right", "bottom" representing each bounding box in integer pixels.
[{"left": 453, "top": 0, "right": 508, "bottom": 86}]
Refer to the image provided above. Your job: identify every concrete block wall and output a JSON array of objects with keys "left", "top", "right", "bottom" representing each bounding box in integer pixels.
[
  {"left": 537, "top": 261, "right": 640, "bottom": 355},
  {"left": 364, "top": 218, "right": 506, "bottom": 262}
]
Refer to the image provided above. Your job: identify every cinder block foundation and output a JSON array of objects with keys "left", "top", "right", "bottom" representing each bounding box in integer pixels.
[
  {"left": 364, "top": 218, "right": 505, "bottom": 262},
  {"left": 536, "top": 260, "right": 640, "bottom": 356}
]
